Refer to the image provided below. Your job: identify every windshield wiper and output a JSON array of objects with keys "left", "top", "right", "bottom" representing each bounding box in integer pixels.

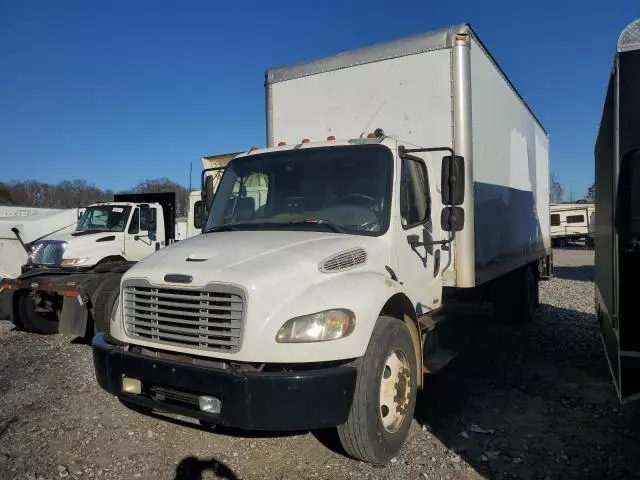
[
  {"left": 203, "top": 224, "right": 243, "bottom": 233},
  {"left": 72, "top": 229, "right": 111, "bottom": 236},
  {"left": 204, "top": 219, "right": 347, "bottom": 234},
  {"left": 277, "top": 219, "right": 347, "bottom": 233}
]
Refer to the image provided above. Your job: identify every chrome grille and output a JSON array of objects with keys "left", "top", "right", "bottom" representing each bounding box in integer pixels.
[
  {"left": 123, "top": 283, "right": 243, "bottom": 353},
  {"left": 29, "top": 240, "right": 66, "bottom": 267}
]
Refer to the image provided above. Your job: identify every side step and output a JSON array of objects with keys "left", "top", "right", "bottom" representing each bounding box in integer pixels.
[
  {"left": 423, "top": 348, "right": 457, "bottom": 374},
  {"left": 418, "top": 309, "right": 480, "bottom": 374}
]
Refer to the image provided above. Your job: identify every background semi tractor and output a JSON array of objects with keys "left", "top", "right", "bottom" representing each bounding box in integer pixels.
[
  {"left": 595, "top": 18, "right": 640, "bottom": 403},
  {"left": 0, "top": 152, "right": 238, "bottom": 338},
  {"left": 92, "top": 23, "right": 551, "bottom": 463}
]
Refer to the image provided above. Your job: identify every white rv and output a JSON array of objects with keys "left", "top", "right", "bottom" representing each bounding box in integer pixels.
[{"left": 550, "top": 203, "right": 595, "bottom": 248}]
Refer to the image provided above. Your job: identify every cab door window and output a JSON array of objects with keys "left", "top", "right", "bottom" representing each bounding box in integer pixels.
[
  {"left": 128, "top": 208, "right": 140, "bottom": 234},
  {"left": 400, "top": 157, "right": 430, "bottom": 228}
]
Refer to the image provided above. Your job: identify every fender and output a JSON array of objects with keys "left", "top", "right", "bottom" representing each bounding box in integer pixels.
[{"left": 265, "top": 269, "right": 417, "bottom": 362}]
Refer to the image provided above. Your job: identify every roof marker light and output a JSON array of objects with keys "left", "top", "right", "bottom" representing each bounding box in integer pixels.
[
  {"left": 327, "top": 136, "right": 336, "bottom": 141},
  {"left": 301, "top": 138, "right": 310, "bottom": 144},
  {"left": 277, "top": 141, "right": 287, "bottom": 146}
]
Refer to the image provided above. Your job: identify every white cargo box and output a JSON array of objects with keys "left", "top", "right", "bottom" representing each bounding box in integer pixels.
[{"left": 266, "top": 23, "right": 550, "bottom": 287}]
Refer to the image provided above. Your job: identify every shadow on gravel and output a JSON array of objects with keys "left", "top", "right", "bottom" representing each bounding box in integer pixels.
[
  {"left": 553, "top": 265, "right": 594, "bottom": 282},
  {"left": 128, "top": 405, "right": 306, "bottom": 440},
  {"left": 413, "top": 304, "right": 640, "bottom": 479},
  {"left": 312, "top": 428, "right": 347, "bottom": 457},
  {"left": 174, "top": 456, "right": 238, "bottom": 480}
]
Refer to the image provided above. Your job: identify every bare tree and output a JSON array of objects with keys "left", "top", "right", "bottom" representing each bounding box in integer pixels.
[
  {"left": 127, "top": 178, "right": 189, "bottom": 216},
  {"left": 585, "top": 182, "right": 595, "bottom": 202},
  {"left": 0, "top": 183, "right": 12, "bottom": 204},
  {"left": 550, "top": 174, "right": 564, "bottom": 204},
  {"left": 1, "top": 178, "right": 189, "bottom": 213}
]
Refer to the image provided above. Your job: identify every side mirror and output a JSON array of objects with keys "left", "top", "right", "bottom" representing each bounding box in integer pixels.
[
  {"left": 441, "top": 207, "right": 465, "bottom": 232},
  {"left": 441, "top": 155, "right": 465, "bottom": 205},
  {"left": 204, "top": 175, "right": 215, "bottom": 215},
  {"left": 407, "top": 234, "right": 421, "bottom": 247},
  {"left": 194, "top": 201, "right": 204, "bottom": 229}
]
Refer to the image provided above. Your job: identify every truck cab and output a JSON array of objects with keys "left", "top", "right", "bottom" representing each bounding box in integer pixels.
[
  {"left": 95, "top": 134, "right": 457, "bottom": 461},
  {"left": 26, "top": 200, "right": 167, "bottom": 271},
  {"left": 2, "top": 192, "right": 178, "bottom": 337}
]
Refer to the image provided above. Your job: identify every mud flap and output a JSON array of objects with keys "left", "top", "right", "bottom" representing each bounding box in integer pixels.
[
  {"left": 598, "top": 286, "right": 640, "bottom": 403},
  {"left": 0, "top": 290, "right": 12, "bottom": 321},
  {"left": 59, "top": 295, "right": 89, "bottom": 337}
]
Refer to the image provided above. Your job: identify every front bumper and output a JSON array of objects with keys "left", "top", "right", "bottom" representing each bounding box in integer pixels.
[{"left": 92, "top": 333, "right": 357, "bottom": 431}]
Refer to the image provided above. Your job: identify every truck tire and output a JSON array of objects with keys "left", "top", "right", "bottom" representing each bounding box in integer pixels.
[
  {"left": 337, "top": 316, "right": 417, "bottom": 464},
  {"left": 494, "top": 266, "right": 538, "bottom": 324},
  {"left": 90, "top": 276, "right": 121, "bottom": 336},
  {"left": 15, "top": 292, "right": 58, "bottom": 334}
]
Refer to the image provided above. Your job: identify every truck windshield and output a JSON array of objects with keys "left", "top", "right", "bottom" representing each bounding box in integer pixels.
[
  {"left": 204, "top": 145, "right": 392, "bottom": 235},
  {"left": 76, "top": 205, "right": 132, "bottom": 232}
]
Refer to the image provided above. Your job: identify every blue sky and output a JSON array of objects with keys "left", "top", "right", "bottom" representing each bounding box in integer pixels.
[{"left": 0, "top": 1, "right": 636, "bottom": 198}]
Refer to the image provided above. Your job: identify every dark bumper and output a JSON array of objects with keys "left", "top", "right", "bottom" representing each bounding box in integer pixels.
[{"left": 92, "top": 333, "right": 357, "bottom": 431}]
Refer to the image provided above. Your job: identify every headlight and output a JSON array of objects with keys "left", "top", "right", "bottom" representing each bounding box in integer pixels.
[
  {"left": 29, "top": 243, "right": 43, "bottom": 259},
  {"left": 276, "top": 309, "right": 355, "bottom": 343},
  {"left": 60, "top": 258, "right": 88, "bottom": 267}
]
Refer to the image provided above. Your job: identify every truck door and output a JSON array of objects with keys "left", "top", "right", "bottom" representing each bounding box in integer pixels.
[
  {"left": 396, "top": 155, "right": 443, "bottom": 314},
  {"left": 125, "top": 206, "right": 157, "bottom": 261}
]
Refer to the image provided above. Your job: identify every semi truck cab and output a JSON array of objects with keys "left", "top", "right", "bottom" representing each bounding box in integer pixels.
[
  {"left": 94, "top": 134, "right": 461, "bottom": 461},
  {"left": 27, "top": 200, "right": 167, "bottom": 272},
  {"left": 2, "top": 192, "right": 180, "bottom": 337}
]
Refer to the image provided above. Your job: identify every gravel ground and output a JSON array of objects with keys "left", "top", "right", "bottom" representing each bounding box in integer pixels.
[{"left": 1, "top": 248, "right": 639, "bottom": 480}]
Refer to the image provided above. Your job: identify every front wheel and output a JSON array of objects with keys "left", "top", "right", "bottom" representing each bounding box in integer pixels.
[
  {"left": 337, "top": 316, "right": 417, "bottom": 464},
  {"left": 90, "top": 276, "right": 121, "bottom": 337}
]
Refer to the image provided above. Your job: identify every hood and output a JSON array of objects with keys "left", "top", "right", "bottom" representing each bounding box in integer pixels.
[
  {"left": 59, "top": 231, "right": 123, "bottom": 266},
  {"left": 126, "top": 230, "right": 388, "bottom": 288}
]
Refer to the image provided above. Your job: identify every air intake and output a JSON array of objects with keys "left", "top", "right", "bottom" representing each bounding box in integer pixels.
[{"left": 319, "top": 248, "right": 367, "bottom": 273}]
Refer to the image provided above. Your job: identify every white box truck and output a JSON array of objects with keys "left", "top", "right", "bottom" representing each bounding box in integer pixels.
[{"left": 93, "top": 23, "right": 551, "bottom": 463}]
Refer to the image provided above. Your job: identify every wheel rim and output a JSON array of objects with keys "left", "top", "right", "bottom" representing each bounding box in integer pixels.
[{"left": 379, "top": 349, "right": 411, "bottom": 433}]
